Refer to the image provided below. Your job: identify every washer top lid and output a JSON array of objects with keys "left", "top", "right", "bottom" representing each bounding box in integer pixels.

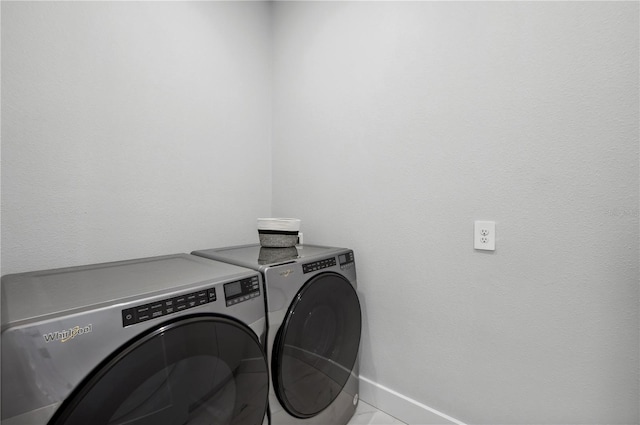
[
  {"left": 1, "top": 254, "right": 255, "bottom": 326},
  {"left": 192, "top": 244, "right": 349, "bottom": 271}
]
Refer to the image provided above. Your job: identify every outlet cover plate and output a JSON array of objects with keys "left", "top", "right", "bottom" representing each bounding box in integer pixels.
[{"left": 474, "top": 221, "right": 495, "bottom": 251}]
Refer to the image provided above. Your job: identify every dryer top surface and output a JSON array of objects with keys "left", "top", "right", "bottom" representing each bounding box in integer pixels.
[
  {"left": 192, "top": 244, "right": 350, "bottom": 271},
  {"left": 1, "top": 254, "right": 256, "bottom": 326}
]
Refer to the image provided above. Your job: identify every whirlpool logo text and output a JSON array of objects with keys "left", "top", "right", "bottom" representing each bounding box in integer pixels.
[{"left": 43, "top": 324, "right": 93, "bottom": 343}]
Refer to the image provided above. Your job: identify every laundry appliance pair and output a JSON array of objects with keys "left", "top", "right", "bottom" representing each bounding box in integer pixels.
[{"left": 1, "top": 244, "right": 361, "bottom": 425}]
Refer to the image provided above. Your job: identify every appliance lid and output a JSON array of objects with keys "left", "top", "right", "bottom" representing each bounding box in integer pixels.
[
  {"left": 1, "top": 254, "right": 254, "bottom": 326},
  {"left": 192, "top": 244, "right": 347, "bottom": 270}
]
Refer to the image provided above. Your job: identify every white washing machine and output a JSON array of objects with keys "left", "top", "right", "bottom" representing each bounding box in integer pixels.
[
  {"left": 1, "top": 254, "right": 269, "bottom": 425},
  {"left": 192, "top": 244, "right": 361, "bottom": 425}
]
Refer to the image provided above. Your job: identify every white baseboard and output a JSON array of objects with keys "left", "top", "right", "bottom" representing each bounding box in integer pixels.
[{"left": 359, "top": 376, "right": 467, "bottom": 425}]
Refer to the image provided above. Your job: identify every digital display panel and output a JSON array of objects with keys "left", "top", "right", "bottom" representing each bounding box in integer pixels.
[{"left": 224, "top": 281, "right": 242, "bottom": 298}]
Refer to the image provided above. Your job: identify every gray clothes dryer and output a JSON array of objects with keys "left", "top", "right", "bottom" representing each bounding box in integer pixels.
[
  {"left": 1, "top": 254, "right": 269, "bottom": 425},
  {"left": 191, "top": 244, "right": 361, "bottom": 425}
]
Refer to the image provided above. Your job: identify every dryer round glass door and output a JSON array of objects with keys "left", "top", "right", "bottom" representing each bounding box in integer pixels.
[
  {"left": 47, "top": 314, "right": 268, "bottom": 425},
  {"left": 272, "top": 272, "right": 362, "bottom": 418}
]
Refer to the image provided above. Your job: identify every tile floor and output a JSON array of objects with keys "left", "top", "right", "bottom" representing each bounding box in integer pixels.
[{"left": 348, "top": 401, "right": 407, "bottom": 425}]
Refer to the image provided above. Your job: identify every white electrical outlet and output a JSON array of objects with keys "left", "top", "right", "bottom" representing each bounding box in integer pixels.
[{"left": 474, "top": 221, "right": 495, "bottom": 251}]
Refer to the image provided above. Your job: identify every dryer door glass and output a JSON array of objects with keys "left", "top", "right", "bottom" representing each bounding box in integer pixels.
[
  {"left": 273, "top": 272, "right": 362, "bottom": 418},
  {"left": 47, "top": 315, "right": 268, "bottom": 425}
]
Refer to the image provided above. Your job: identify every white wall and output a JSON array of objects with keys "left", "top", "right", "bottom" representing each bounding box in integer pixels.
[
  {"left": 1, "top": 1, "right": 272, "bottom": 274},
  {"left": 272, "top": 2, "right": 639, "bottom": 424}
]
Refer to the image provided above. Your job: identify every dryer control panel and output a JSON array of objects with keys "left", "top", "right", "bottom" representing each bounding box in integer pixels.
[{"left": 302, "top": 257, "right": 336, "bottom": 274}]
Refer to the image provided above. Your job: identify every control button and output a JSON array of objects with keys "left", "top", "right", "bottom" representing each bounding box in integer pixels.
[
  {"left": 122, "top": 309, "right": 137, "bottom": 327},
  {"left": 150, "top": 303, "right": 163, "bottom": 318},
  {"left": 208, "top": 288, "right": 217, "bottom": 301}
]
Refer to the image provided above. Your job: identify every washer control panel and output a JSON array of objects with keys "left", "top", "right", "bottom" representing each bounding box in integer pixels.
[
  {"left": 121, "top": 275, "right": 261, "bottom": 327},
  {"left": 302, "top": 256, "right": 337, "bottom": 274},
  {"left": 122, "top": 287, "right": 217, "bottom": 327},
  {"left": 224, "top": 276, "right": 261, "bottom": 307}
]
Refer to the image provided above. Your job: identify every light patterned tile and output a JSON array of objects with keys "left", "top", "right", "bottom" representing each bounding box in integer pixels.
[
  {"left": 349, "top": 401, "right": 408, "bottom": 425},
  {"left": 353, "top": 400, "right": 378, "bottom": 415}
]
